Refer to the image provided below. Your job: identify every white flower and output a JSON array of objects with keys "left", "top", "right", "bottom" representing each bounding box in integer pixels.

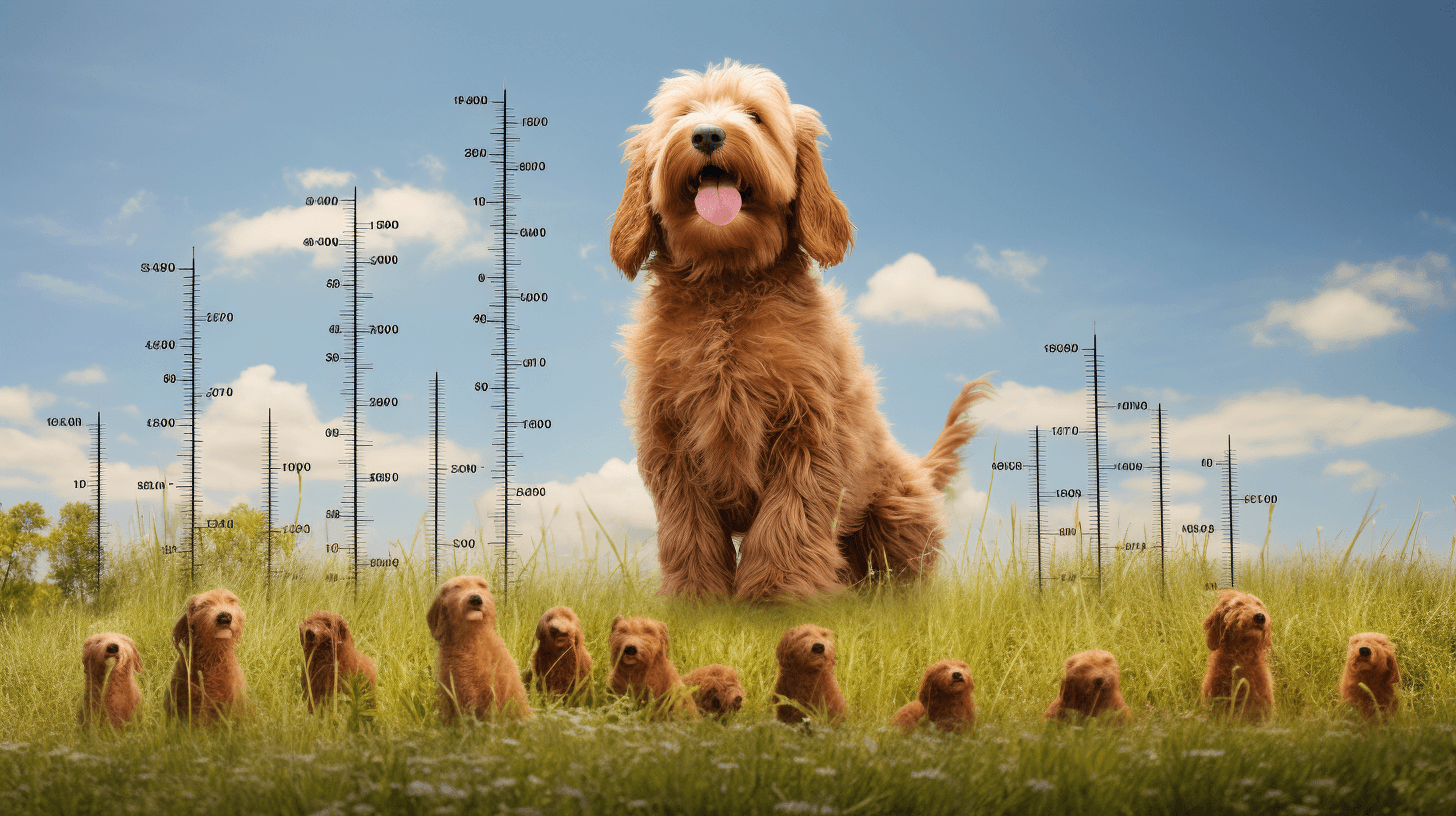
[
  {"left": 351, "top": 806, "right": 375, "bottom": 814},
  {"left": 1026, "top": 779, "right": 1055, "bottom": 792},
  {"left": 1307, "top": 779, "right": 1336, "bottom": 788},
  {"left": 439, "top": 784, "right": 467, "bottom": 799},
  {"left": 406, "top": 781, "right": 435, "bottom": 797},
  {"left": 716, "top": 762, "right": 739, "bottom": 771},
  {"left": 863, "top": 737, "right": 878, "bottom": 754},
  {"left": 910, "top": 769, "right": 947, "bottom": 780},
  {"left": 492, "top": 777, "right": 517, "bottom": 788},
  {"left": 626, "top": 801, "right": 650, "bottom": 809},
  {"left": 815, "top": 767, "right": 836, "bottom": 776},
  {"left": 773, "top": 804, "right": 838, "bottom": 814},
  {"left": 1183, "top": 749, "right": 1225, "bottom": 758}
]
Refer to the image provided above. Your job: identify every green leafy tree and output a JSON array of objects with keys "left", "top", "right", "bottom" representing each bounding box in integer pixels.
[
  {"left": 203, "top": 503, "right": 297, "bottom": 578},
  {"left": 0, "top": 502, "right": 50, "bottom": 613},
  {"left": 46, "top": 501, "right": 98, "bottom": 601}
]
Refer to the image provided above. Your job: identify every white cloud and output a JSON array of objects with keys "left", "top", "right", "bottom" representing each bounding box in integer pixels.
[
  {"left": 17, "top": 272, "right": 129, "bottom": 306},
  {"left": 1249, "top": 252, "right": 1453, "bottom": 350},
  {"left": 295, "top": 168, "right": 354, "bottom": 189},
  {"left": 1322, "top": 459, "right": 1391, "bottom": 492},
  {"left": 413, "top": 154, "right": 445, "bottom": 182},
  {"left": 0, "top": 385, "right": 56, "bottom": 426},
  {"left": 854, "top": 253, "right": 999, "bottom": 328},
  {"left": 493, "top": 457, "right": 658, "bottom": 568},
  {"left": 966, "top": 243, "right": 1047, "bottom": 292},
  {"left": 207, "top": 183, "right": 491, "bottom": 275},
  {"left": 1420, "top": 211, "right": 1456, "bottom": 235},
  {"left": 579, "top": 243, "right": 597, "bottom": 260},
  {"left": 62, "top": 366, "right": 108, "bottom": 385},
  {"left": 112, "top": 189, "right": 149, "bottom": 221}
]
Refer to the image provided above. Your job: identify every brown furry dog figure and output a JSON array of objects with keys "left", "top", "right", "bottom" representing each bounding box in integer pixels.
[
  {"left": 1044, "top": 650, "right": 1130, "bottom": 724},
  {"left": 774, "top": 624, "right": 848, "bottom": 725},
  {"left": 299, "top": 610, "right": 377, "bottom": 712},
  {"left": 608, "top": 615, "right": 695, "bottom": 718},
  {"left": 1201, "top": 589, "right": 1274, "bottom": 721},
  {"left": 1341, "top": 632, "right": 1399, "bottom": 721},
  {"left": 892, "top": 659, "right": 975, "bottom": 733},
  {"left": 166, "top": 589, "right": 247, "bottom": 724},
  {"left": 427, "top": 575, "right": 531, "bottom": 722},
  {"left": 683, "top": 664, "right": 745, "bottom": 718},
  {"left": 79, "top": 633, "right": 142, "bottom": 730},
  {"left": 612, "top": 60, "right": 993, "bottom": 600},
  {"left": 526, "top": 606, "right": 593, "bottom": 698}
]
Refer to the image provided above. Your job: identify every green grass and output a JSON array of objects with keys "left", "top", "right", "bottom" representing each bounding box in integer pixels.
[{"left": 2, "top": 505, "right": 1455, "bottom": 815}]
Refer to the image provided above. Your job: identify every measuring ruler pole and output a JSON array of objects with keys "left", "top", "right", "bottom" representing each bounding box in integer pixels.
[
  {"left": 1028, "top": 427, "right": 1045, "bottom": 593},
  {"left": 1222, "top": 435, "right": 1238, "bottom": 589},
  {"left": 1153, "top": 404, "right": 1168, "bottom": 594},
  {"left": 91, "top": 413, "right": 104, "bottom": 600}
]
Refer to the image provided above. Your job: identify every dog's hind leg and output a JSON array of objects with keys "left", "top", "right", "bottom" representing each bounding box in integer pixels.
[{"left": 838, "top": 465, "right": 944, "bottom": 584}]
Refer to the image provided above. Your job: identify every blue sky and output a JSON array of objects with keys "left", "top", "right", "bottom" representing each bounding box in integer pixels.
[{"left": 3, "top": 2, "right": 1453, "bottom": 579}]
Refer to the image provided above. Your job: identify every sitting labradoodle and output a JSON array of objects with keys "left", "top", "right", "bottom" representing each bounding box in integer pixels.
[
  {"left": 892, "top": 658, "right": 975, "bottom": 733},
  {"left": 1201, "top": 589, "right": 1274, "bottom": 721},
  {"left": 773, "top": 624, "right": 847, "bottom": 725},
  {"left": 1043, "top": 650, "right": 1130, "bottom": 724},
  {"left": 608, "top": 615, "right": 695, "bottom": 719},
  {"left": 79, "top": 632, "right": 143, "bottom": 730},
  {"left": 1340, "top": 632, "right": 1399, "bottom": 721},
  {"left": 682, "top": 664, "right": 745, "bottom": 718},
  {"left": 299, "top": 610, "right": 377, "bottom": 712},
  {"left": 526, "top": 605, "right": 593, "bottom": 698},
  {"left": 166, "top": 589, "right": 248, "bottom": 725},
  {"left": 427, "top": 575, "right": 531, "bottom": 722}
]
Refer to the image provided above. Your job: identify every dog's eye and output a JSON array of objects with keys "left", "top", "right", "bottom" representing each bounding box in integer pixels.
[{"left": 747, "top": 111, "right": 761, "bottom": 124}]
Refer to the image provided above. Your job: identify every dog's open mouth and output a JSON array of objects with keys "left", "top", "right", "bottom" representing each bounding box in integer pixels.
[{"left": 693, "top": 166, "right": 749, "bottom": 226}]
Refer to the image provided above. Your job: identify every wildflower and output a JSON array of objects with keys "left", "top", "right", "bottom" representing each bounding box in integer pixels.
[
  {"left": 438, "top": 784, "right": 467, "bottom": 799},
  {"left": 492, "top": 777, "right": 517, "bottom": 788},
  {"left": 626, "top": 801, "right": 650, "bottom": 809},
  {"left": 910, "top": 769, "right": 947, "bottom": 780},
  {"left": 716, "top": 762, "right": 739, "bottom": 771},
  {"left": 557, "top": 786, "right": 584, "bottom": 800},
  {"left": 1184, "top": 749, "right": 1225, "bottom": 758},
  {"left": 406, "top": 781, "right": 436, "bottom": 797},
  {"left": 1026, "top": 779, "right": 1055, "bottom": 792},
  {"left": 815, "top": 767, "right": 836, "bottom": 776},
  {"left": 863, "top": 737, "right": 878, "bottom": 753},
  {"left": 773, "top": 804, "right": 838, "bottom": 814},
  {"left": 351, "top": 806, "right": 375, "bottom": 814}
]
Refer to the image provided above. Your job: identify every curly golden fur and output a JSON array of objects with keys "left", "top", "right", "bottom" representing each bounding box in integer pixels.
[
  {"left": 892, "top": 658, "right": 974, "bottom": 733},
  {"left": 773, "top": 624, "right": 847, "bottom": 725},
  {"left": 612, "top": 59, "right": 992, "bottom": 600},
  {"left": 427, "top": 576, "right": 531, "bottom": 722},
  {"left": 608, "top": 615, "right": 695, "bottom": 719},
  {"left": 527, "top": 605, "right": 593, "bottom": 697},
  {"left": 299, "top": 610, "right": 376, "bottom": 712},
  {"left": 79, "top": 632, "right": 142, "bottom": 730},
  {"left": 166, "top": 589, "right": 247, "bottom": 725},
  {"left": 1044, "top": 650, "right": 1129, "bottom": 724},
  {"left": 682, "top": 663, "right": 745, "bottom": 718},
  {"left": 1201, "top": 589, "right": 1274, "bottom": 721},
  {"left": 1340, "top": 632, "right": 1399, "bottom": 721}
]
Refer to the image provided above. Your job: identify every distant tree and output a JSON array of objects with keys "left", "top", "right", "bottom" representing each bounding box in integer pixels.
[
  {"left": 203, "top": 503, "right": 297, "bottom": 578},
  {"left": 46, "top": 501, "right": 98, "bottom": 601},
  {"left": 0, "top": 502, "right": 50, "bottom": 613}
]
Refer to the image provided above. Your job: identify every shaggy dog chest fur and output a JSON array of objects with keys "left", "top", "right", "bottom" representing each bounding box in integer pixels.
[
  {"left": 166, "top": 589, "right": 247, "bottom": 725},
  {"left": 427, "top": 576, "right": 531, "bottom": 722}
]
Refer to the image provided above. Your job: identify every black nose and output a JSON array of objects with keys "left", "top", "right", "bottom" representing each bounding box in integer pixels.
[
  {"left": 952, "top": 671, "right": 963, "bottom": 681},
  {"left": 468, "top": 594, "right": 482, "bottom": 606},
  {"left": 216, "top": 612, "right": 232, "bottom": 626},
  {"left": 811, "top": 643, "right": 825, "bottom": 654},
  {"left": 692, "top": 124, "right": 726, "bottom": 155},
  {"left": 732, "top": 695, "right": 744, "bottom": 708},
  {"left": 549, "top": 625, "right": 562, "bottom": 637},
  {"left": 105, "top": 643, "right": 119, "bottom": 654},
  {"left": 1093, "top": 677, "right": 1104, "bottom": 687},
  {"left": 1253, "top": 613, "right": 1265, "bottom": 625},
  {"left": 1359, "top": 646, "right": 1371, "bottom": 657},
  {"left": 305, "top": 630, "right": 316, "bottom": 642},
  {"left": 624, "top": 644, "right": 637, "bottom": 656}
]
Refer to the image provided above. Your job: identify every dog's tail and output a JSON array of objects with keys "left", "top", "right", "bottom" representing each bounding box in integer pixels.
[{"left": 923, "top": 376, "right": 995, "bottom": 491}]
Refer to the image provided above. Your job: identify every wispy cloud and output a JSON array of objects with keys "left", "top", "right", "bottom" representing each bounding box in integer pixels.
[
  {"left": 1420, "top": 211, "right": 1456, "bottom": 235},
  {"left": 854, "top": 253, "right": 999, "bottom": 328},
  {"left": 966, "top": 243, "right": 1046, "bottom": 292},
  {"left": 295, "top": 168, "right": 354, "bottom": 189},
  {"left": 1322, "top": 459, "right": 1392, "bottom": 492},
  {"left": 17, "top": 272, "right": 130, "bottom": 306},
  {"left": 412, "top": 154, "right": 445, "bottom": 182},
  {"left": 1248, "top": 252, "right": 1452, "bottom": 350},
  {"left": 61, "top": 366, "right": 107, "bottom": 385}
]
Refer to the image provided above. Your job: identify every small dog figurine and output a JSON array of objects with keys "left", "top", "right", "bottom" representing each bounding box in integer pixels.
[
  {"left": 166, "top": 589, "right": 247, "bottom": 724},
  {"left": 682, "top": 664, "right": 745, "bottom": 718},
  {"left": 892, "top": 659, "right": 974, "bottom": 733},
  {"left": 1044, "top": 650, "right": 1130, "bottom": 724},
  {"left": 773, "top": 624, "right": 847, "bottom": 725},
  {"left": 79, "top": 632, "right": 142, "bottom": 730},
  {"left": 299, "top": 610, "right": 377, "bottom": 712},
  {"left": 608, "top": 615, "right": 695, "bottom": 718},
  {"left": 1201, "top": 589, "right": 1274, "bottom": 721},
  {"left": 526, "top": 606, "right": 593, "bottom": 697},
  {"left": 1340, "top": 632, "right": 1399, "bottom": 721},
  {"left": 427, "top": 575, "right": 531, "bottom": 722}
]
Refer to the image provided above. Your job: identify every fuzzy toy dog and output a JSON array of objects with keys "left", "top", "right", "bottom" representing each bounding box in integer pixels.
[
  {"left": 773, "top": 624, "right": 847, "bottom": 725},
  {"left": 79, "top": 632, "right": 142, "bottom": 729},
  {"left": 526, "top": 605, "right": 593, "bottom": 697},
  {"left": 1044, "top": 649, "right": 1130, "bottom": 724},
  {"left": 611, "top": 59, "right": 993, "bottom": 601},
  {"left": 682, "top": 663, "right": 745, "bottom": 718},
  {"left": 891, "top": 658, "right": 974, "bottom": 733},
  {"left": 1201, "top": 589, "right": 1274, "bottom": 721},
  {"left": 1340, "top": 632, "right": 1399, "bottom": 721},
  {"left": 299, "top": 610, "right": 377, "bottom": 712},
  {"left": 427, "top": 575, "right": 531, "bottom": 722},
  {"left": 608, "top": 615, "right": 695, "bottom": 718},
  {"left": 166, "top": 589, "right": 247, "bottom": 724}
]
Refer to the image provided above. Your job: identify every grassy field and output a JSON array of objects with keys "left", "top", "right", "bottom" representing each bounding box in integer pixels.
[{"left": 2, "top": 508, "right": 1455, "bottom": 815}]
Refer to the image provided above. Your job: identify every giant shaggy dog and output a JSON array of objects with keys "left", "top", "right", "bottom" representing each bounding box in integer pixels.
[
  {"left": 1201, "top": 589, "right": 1274, "bottom": 721},
  {"left": 612, "top": 60, "right": 992, "bottom": 600},
  {"left": 427, "top": 576, "right": 531, "bottom": 722},
  {"left": 166, "top": 589, "right": 247, "bottom": 724}
]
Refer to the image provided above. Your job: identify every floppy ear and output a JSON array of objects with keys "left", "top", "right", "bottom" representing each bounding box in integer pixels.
[
  {"left": 917, "top": 669, "right": 934, "bottom": 707},
  {"left": 610, "top": 131, "right": 661, "bottom": 280},
  {"left": 336, "top": 617, "right": 351, "bottom": 643},
  {"left": 171, "top": 613, "right": 190, "bottom": 653},
  {"left": 426, "top": 592, "right": 448, "bottom": 642},
  {"left": 1203, "top": 600, "right": 1226, "bottom": 651},
  {"left": 299, "top": 620, "right": 310, "bottom": 649},
  {"left": 131, "top": 643, "right": 144, "bottom": 674},
  {"left": 654, "top": 620, "right": 670, "bottom": 654},
  {"left": 789, "top": 104, "right": 854, "bottom": 269},
  {"left": 1385, "top": 646, "right": 1400, "bottom": 685},
  {"left": 610, "top": 614, "right": 625, "bottom": 634}
]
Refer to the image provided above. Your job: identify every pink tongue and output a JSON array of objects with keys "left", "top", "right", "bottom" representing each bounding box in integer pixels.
[{"left": 694, "top": 186, "right": 742, "bottom": 225}]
